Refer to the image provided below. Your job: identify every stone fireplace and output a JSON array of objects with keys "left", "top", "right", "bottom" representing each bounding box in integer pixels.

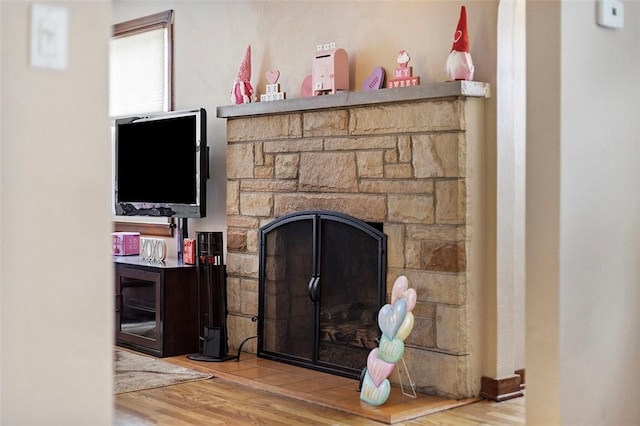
[{"left": 219, "top": 81, "right": 489, "bottom": 399}]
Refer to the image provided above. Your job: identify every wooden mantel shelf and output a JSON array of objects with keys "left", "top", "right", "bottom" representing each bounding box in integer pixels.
[{"left": 216, "top": 80, "right": 490, "bottom": 119}]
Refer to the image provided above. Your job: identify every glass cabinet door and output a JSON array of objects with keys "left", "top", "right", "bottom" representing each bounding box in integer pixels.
[{"left": 115, "top": 267, "right": 161, "bottom": 351}]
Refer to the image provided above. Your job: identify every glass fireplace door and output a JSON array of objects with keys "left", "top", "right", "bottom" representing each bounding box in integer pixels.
[
  {"left": 260, "top": 216, "right": 315, "bottom": 363},
  {"left": 317, "top": 218, "right": 383, "bottom": 373},
  {"left": 258, "top": 210, "right": 386, "bottom": 379}
]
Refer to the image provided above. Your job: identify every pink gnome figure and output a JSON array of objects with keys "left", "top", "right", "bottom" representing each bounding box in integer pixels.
[
  {"left": 231, "top": 45, "right": 255, "bottom": 104},
  {"left": 445, "top": 6, "right": 475, "bottom": 81}
]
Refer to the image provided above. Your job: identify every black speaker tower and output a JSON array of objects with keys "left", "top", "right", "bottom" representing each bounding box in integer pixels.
[{"left": 187, "top": 232, "right": 234, "bottom": 362}]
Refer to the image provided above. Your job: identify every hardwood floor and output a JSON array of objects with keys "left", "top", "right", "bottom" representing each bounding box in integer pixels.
[{"left": 115, "top": 351, "right": 525, "bottom": 425}]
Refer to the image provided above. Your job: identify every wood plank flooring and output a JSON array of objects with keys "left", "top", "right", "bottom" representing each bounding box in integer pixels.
[{"left": 115, "top": 350, "right": 525, "bottom": 425}]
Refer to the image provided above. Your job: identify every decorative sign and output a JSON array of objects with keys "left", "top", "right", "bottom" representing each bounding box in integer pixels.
[
  {"left": 359, "top": 276, "right": 417, "bottom": 406},
  {"left": 261, "top": 70, "right": 286, "bottom": 102},
  {"left": 362, "top": 66, "right": 386, "bottom": 91},
  {"left": 140, "top": 237, "right": 166, "bottom": 262},
  {"left": 387, "top": 50, "right": 420, "bottom": 89},
  {"left": 266, "top": 70, "right": 280, "bottom": 84}
]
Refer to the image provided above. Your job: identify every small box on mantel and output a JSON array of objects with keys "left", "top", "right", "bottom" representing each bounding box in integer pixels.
[{"left": 112, "top": 232, "right": 140, "bottom": 256}]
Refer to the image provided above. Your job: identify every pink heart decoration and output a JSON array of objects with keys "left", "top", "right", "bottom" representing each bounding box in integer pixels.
[
  {"left": 300, "top": 74, "right": 313, "bottom": 97},
  {"left": 360, "top": 372, "right": 391, "bottom": 406},
  {"left": 391, "top": 276, "right": 409, "bottom": 303},
  {"left": 367, "top": 348, "right": 395, "bottom": 387},
  {"left": 402, "top": 288, "right": 417, "bottom": 312},
  {"left": 378, "top": 298, "right": 407, "bottom": 339},
  {"left": 391, "top": 276, "right": 416, "bottom": 312},
  {"left": 454, "top": 29, "right": 463, "bottom": 43},
  {"left": 378, "top": 334, "right": 405, "bottom": 363},
  {"left": 266, "top": 70, "right": 280, "bottom": 84},
  {"left": 362, "top": 66, "right": 385, "bottom": 91},
  {"left": 395, "top": 312, "right": 415, "bottom": 341}
]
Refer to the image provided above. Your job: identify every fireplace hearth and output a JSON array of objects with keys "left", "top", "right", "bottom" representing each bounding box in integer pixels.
[{"left": 258, "top": 210, "right": 386, "bottom": 379}]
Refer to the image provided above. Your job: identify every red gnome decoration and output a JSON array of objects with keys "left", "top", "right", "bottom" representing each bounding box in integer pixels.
[
  {"left": 445, "top": 6, "right": 475, "bottom": 81},
  {"left": 231, "top": 45, "right": 255, "bottom": 104}
]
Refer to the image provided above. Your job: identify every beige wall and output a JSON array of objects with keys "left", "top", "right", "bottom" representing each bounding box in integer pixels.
[
  {"left": 1, "top": 0, "right": 113, "bottom": 423},
  {"left": 112, "top": 0, "right": 499, "bottom": 242},
  {"left": 527, "top": 1, "right": 640, "bottom": 424}
]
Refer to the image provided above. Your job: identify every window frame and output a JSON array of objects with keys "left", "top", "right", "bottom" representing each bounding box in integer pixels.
[{"left": 111, "top": 10, "right": 175, "bottom": 237}]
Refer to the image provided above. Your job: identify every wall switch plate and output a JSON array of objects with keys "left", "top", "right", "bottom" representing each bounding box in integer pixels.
[
  {"left": 597, "top": 0, "right": 624, "bottom": 29},
  {"left": 30, "top": 4, "right": 69, "bottom": 71}
]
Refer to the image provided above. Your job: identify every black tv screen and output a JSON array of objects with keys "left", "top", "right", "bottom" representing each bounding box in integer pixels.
[{"left": 114, "top": 108, "right": 207, "bottom": 218}]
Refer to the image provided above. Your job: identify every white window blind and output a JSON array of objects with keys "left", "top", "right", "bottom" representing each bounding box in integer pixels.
[
  {"left": 110, "top": 11, "right": 174, "bottom": 232},
  {"left": 109, "top": 27, "right": 169, "bottom": 117}
]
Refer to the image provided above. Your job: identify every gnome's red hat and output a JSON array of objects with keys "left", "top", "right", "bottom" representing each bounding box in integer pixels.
[{"left": 451, "top": 6, "right": 470, "bottom": 52}]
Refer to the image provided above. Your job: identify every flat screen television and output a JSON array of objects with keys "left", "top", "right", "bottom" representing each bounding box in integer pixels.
[{"left": 114, "top": 108, "right": 208, "bottom": 218}]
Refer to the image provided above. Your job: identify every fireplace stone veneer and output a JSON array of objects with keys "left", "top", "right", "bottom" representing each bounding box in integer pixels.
[{"left": 219, "top": 81, "right": 490, "bottom": 399}]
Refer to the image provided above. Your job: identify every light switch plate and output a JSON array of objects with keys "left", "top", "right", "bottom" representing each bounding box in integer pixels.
[
  {"left": 30, "top": 4, "right": 69, "bottom": 71},
  {"left": 597, "top": 0, "right": 624, "bottom": 29}
]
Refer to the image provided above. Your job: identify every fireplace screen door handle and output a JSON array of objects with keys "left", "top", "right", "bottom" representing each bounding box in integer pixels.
[{"left": 308, "top": 276, "right": 320, "bottom": 302}]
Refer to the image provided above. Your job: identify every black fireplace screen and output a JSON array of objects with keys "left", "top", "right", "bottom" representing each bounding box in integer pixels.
[{"left": 258, "top": 210, "right": 387, "bottom": 379}]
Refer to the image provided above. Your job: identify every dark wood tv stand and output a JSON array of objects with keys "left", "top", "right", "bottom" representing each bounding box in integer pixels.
[{"left": 114, "top": 256, "right": 198, "bottom": 357}]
